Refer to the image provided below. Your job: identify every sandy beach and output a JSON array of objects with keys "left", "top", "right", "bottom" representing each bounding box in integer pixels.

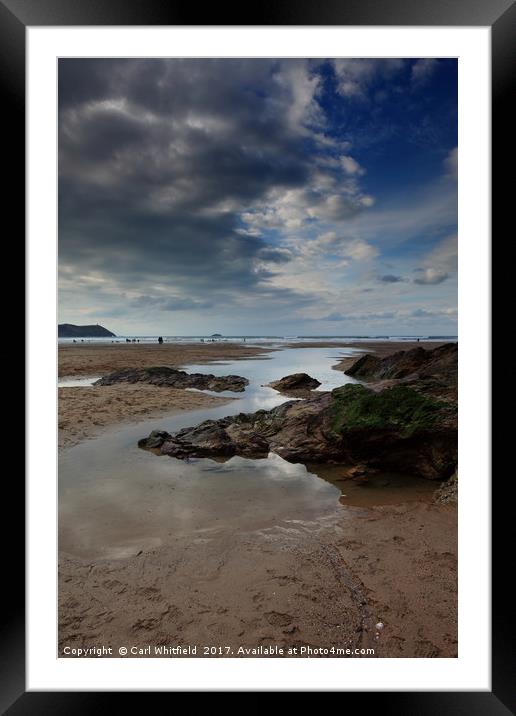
[{"left": 58, "top": 340, "right": 457, "bottom": 658}]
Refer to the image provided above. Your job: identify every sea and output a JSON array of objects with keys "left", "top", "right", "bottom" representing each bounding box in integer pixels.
[{"left": 58, "top": 334, "right": 457, "bottom": 346}]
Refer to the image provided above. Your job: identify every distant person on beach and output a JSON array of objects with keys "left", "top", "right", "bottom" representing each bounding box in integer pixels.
[{"left": 158, "top": 336, "right": 163, "bottom": 344}]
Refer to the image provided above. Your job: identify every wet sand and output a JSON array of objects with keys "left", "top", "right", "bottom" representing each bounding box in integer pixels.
[{"left": 59, "top": 503, "right": 456, "bottom": 658}]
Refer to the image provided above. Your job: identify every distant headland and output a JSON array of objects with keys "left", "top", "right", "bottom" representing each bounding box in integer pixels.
[{"left": 58, "top": 323, "right": 116, "bottom": 338}]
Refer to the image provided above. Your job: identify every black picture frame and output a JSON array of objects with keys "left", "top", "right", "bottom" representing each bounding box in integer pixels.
[{"left": 5, "top": 0, "right": 509, "bottom": 709}]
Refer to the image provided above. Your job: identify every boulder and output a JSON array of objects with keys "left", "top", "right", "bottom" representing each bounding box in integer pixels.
[{"left": 268, "top": 372, "right": 321, "bottom": 395}]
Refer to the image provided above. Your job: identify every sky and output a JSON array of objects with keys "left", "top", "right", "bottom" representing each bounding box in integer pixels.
[{"left": 58, "top": 58, "right": 457, "bottom": 336}]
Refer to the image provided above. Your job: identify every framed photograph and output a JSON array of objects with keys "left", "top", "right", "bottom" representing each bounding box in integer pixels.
[{"left": 5, "top": 0, "right": 508, "bottom": 707}]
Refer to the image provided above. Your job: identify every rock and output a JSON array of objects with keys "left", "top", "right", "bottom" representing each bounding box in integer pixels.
[
  {"left": 433, "top": 470, "right": 458, "bottom": 504},
  {"left": 95, "top": 366, "right": 248, "bottom": 393},
  {"left": 138, "top": 430, "right": 171, "bottom": 449},
  {"left": 139, "top": 382, "right": 457, "bottom": 480},
  {"left": 345, "top": 354, "right": 382, "bottom": 378},
  {"left": 345, "top": 343, "right": 457, "bottom": 388},
  {"left": 268, "top": 372, "right": 321, "bottom": 395}
]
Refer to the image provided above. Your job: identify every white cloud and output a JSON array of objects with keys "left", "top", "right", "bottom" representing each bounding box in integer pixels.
[
  {"left": 414, "top": 267, "right": 449, "bottom": 285},
  {"left": 315, "top": 232, "right": 377, "bottom": 260},
  {"left": 240, "top": 180, "right": 375, "bottom": 233},
  {"left": 426, "top": 234, "right": 458, "bottom": 271},
  {"left": 414, "top": 234, "right": 457, "bottom": 285},
  {"left": 340, "top": 154, "right": 365, "bottom": 176},
  {"left": 275, "top": 61, "right": 323, "bottom": 134}
]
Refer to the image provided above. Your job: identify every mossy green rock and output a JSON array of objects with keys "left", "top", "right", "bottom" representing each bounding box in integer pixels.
[{"left": 329, "top": 384, "right": 447, "bottom": 437}]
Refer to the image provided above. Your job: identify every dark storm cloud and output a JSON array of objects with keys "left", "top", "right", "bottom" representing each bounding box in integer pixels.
[
  {"left": 256, "top": 247, "right": 292, "bottom": 263},
  {"left": 322, "top": 310, "right": 396, "bottom": 322},
  {"left": 132, "top": 295, "right": 212, "bottom": 311},
  {"left": 58, "top": 59, "right": 124, "bottom": 110},
  {"left": 378, "top": 274, "right": 405, "bottom": 283},
  {"left": 58, "top": 59, "right": 324, "bottom": 302}
]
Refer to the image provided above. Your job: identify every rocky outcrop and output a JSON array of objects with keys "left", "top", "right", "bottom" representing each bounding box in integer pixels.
[
  {"left": 95, "top": 366, "right": 248, "bottom": 393},
  {"left": 345, "top": 343, "right": 457, "bottom": 382},
  {"left": 344, "top": 343, "right": 458, "bottom": 402},
  {"left": 268, "top": 373, "right": 321, "bottom": 395},
  {"left": 59, "top": 323, "right": 115, "bottom": 338},
  {"left": 343, "top": 354, "right": 382, "bottom": 378},
  {"left": 139, "top": 382, "right": 457, "bottom": 480}
]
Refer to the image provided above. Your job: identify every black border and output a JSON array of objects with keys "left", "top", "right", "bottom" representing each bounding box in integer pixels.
[{"left": 5, "top": 0, "right": 510, "bottom": 709}]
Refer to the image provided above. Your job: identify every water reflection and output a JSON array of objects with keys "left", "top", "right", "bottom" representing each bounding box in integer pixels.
[
  {"left": 58, "top": 375, "right": 101, "bottom": 388},
  {"left": 59, "top": 450, "right": 341, "bottom": 560},
  {"left": 184, "top": 346, "right": 362, "bottom": 395},
  {"left": 308, "top": 464, "right": 436, "bottom": 508}
]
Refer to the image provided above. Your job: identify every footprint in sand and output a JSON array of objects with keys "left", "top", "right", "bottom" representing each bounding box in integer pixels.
[{"left": 264, "top": 611, "right": 293, "bottom": 627}]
